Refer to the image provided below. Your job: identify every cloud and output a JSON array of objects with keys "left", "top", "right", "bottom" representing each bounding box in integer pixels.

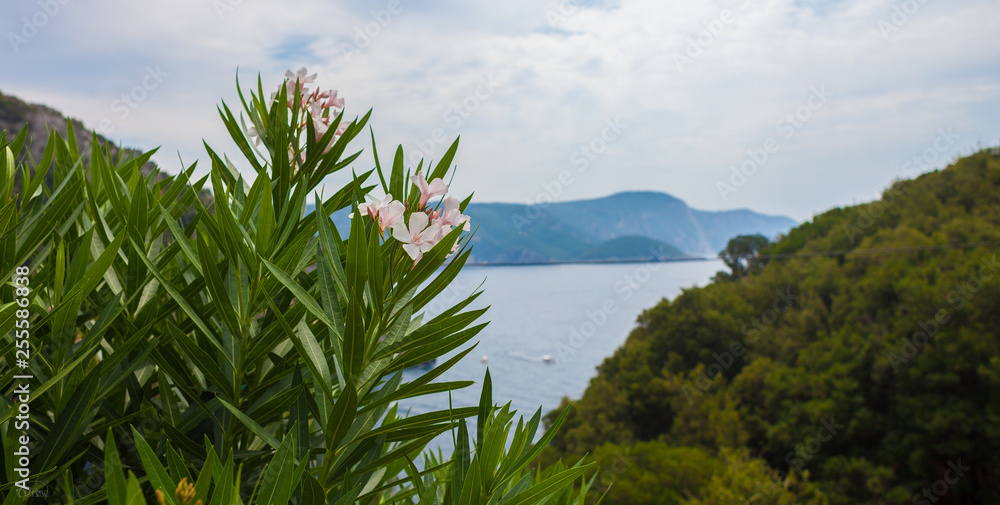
[{"left": 1, "top": 0, "right": 998, "bottom": 220}]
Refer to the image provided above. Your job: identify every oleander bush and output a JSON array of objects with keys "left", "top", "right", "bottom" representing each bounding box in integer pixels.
[{"left": 0, "top": 69, "right": 593, "bottom": 504}]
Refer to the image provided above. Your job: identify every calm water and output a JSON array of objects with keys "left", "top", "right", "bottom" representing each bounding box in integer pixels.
[{"left": 397, "top": 260, "right": 721, "bottom": 439}]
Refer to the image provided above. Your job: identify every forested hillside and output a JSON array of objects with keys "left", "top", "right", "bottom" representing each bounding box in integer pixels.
[{"left": 542, "top": 148, "right": 1000, "bottom": 504}]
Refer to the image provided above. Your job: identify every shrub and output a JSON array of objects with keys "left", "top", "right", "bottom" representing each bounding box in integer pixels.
[{"left": 0, "top": 69, "right": 592, "bottom": 504}]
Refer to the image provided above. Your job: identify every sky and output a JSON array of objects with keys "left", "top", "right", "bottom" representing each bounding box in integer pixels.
[{"left": 2, "top": 0, "right": 998, "bottom": 222}]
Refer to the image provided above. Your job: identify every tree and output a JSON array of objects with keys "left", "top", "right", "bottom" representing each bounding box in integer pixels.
[{"left": 715, "top": 234, "right": 770, "bottom": 281}]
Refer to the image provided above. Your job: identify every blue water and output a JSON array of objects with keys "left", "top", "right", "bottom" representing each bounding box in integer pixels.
[{"left": 397, "top": 260, "right": 721, "bottom": 447}]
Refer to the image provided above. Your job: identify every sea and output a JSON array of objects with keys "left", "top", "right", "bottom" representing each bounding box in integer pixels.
[{"left": 396, "top": 260, "right": 722, "bottom": 451}]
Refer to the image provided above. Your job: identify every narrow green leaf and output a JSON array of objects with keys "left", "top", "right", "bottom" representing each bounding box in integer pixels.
[
  {"left": 256, "top": 175, "right": 275, "bottom": 255},
  {"left": 34, "top": 372, "right": 99, "bottom": 472},
  {"left": 216, "top": 398, "right": 281, "bottom": 450},
  {"left": 478, "top": 370, "right": 493, "bottom": 453},
  {"left": 325, "top": 387, "right": 358, "bottom": 450},
  {"left": 125, "top": 473, "right": 145, "bottom": 505},
  {"left": 261, "top": 291, "right": 336, "bottom": 411},
  {"left": 299, "top": 472, "right": 326, "bottom": 505},
  {"left": 256, "top": 431, "right": 298, "bottom": 505},
  {"left": 104, "top": 430, "right": 127, "bottom": 505},
  {"left": 293, "top": 319, "right": 332, "bottom": 419},
  {"left": 130, "top": 427, "right": 178, "bottom": 505},
  {"left": 261, "top": 258, "right": 333, "bottom": 328},
  {"left": 500, "top": 465, "right": 592, "bottom": 505}
]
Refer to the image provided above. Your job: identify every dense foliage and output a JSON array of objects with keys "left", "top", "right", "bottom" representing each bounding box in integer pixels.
[
  {"left": 542, "top": 148, "right": 1000, "bottom": 504},
  {"left": 0, "top": 71, "right": 592, "bottom": 504}
]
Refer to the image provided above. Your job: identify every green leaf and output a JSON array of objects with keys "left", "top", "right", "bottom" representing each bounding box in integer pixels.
[
  {"left": 261, "top": 258, "right": 333, "bottom": 328},
  {"left": 500, "top": 464, "right": 592, "bottom": 505},
  {"left": 499, "top": 407, "right": 573, "bottom": 484},
  {"left": 164, "top": 321, "right": 235, "bottom": 395},
  {"left": 429, "top": 136, "right": 460, "bottom": 181},
  {"left": 216, "top": 398, "right": 282, "bottom": 450},
  {"left": 453, "top": 420, "right": 471, "bottom": 505},
  {"left": 104, "top": 430, "right": 127, "bottom": 505},
  {"left": 358, "top": 407, "right": 478, "bottom": 442},
  {"left": 0, "top": 146, "right": 15, "bottom": 194},
  {"left": 193, "top": 444, "right": 217, "bottom": 501},
  {"left": 125, "top": 473, "right": 146, "bottom": 505},
  {"left": 478, "top": 370, "right": 493, "bottom": 453},
  {"left": 256, "top": 431, "right": 298, "bottom": 505},
  {"left": 262, "top": 291, "right": 336, "bottom": 411},
  {"left": 293, "top": 319, "right": 333, "bottom": 419},
  {"left": 157, "top": 203, "right": 202, "bottom": 275},
  {"left": 325, "top": 386, "right": 358, "bottom": 450},
  {"left": 256, "top": 175, "right": 275, "bottom": 255},
  {"left": 130, "top": 238, "right": 232, "bottom": 366},
  {"left": 34, "top": 372, "right": 99, "bottom": 472},
  {"left": 343, "top": 202, "right": 369, "bottom": 382},
  {"left": 131, "top": 426, "right": 178, "bottom": 505},
  {"left": 299, "top": 472, "right": 326, "bottom": 505},
  {"left": 197, "top": 234, "right": 242, "bottom": 336}
]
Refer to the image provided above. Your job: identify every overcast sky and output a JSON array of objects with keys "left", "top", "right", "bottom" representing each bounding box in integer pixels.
[{"left": 2, "top": 0, "right": 998, "bottom": 221}]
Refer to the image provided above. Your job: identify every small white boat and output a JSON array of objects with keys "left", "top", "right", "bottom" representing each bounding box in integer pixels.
[{"left": 541, "top": 355, "right": 554, "bottom": 364}]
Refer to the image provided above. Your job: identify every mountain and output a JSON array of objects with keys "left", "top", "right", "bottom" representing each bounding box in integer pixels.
[
  {"left": 540, "top": 148, "right": 1000, "bottom": 504},
  {"left": 489, "top": 191, "right": 796, "bottom": 258},
  {"left": 1, "top": 90, "right": 148, "bottom": 186},
  {"left": 322, "top": 193, "right": 795, "bottom": 264},
  {"left": 575, "top": 235, "right": 683, "bottom": 261},
  {"left": 464, "top": 192, "right": 795, "bottom": 263}
]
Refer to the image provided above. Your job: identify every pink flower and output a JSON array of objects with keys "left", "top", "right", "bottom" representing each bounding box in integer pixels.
[
  {"left": 285, "top": 67, "right": 316, "bottom": 90},
  {"left": 435, "top": 196, "right": 471, "bottom": 232},
  {"left": 357, "top": 195, "right": 405, "bottom": 232},
  {"left": 286, "top": 67, "right": 317, "bottom": 84},
  {"left": 282, "top": 67, "right": 317, "bottom": 106},
  {"left": 392, "top": 212, "right": 442, "bottom": 262},
  {"left": 324, "top": 90, "right": 345, "bottom": 110},
  {"left": 411, "top": 174, "right": 448, "bottom": 208}
]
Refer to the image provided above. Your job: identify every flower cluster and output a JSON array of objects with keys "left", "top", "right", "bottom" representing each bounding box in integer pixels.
[
  {"left": 249, "top": 68, "right": 347, "bottom": 155},
  {"left": 356, "top": 174, "right": 471, "bottom": 263}
]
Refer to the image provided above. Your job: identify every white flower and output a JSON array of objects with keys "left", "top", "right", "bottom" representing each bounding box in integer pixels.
[
  {"left": 391, "top": 212, "right": 442, "bottom": 262},
  {"left": 247, "top": 126, "right": 262, "bottom": 146}
]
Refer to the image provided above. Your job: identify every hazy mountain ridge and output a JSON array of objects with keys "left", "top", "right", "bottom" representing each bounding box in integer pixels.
[
  {"left": 461, "top": 192, "right": 796, "bottom": 263},
  {"left": 321, "top": 192, "right": 796, "bottom": 264}
]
